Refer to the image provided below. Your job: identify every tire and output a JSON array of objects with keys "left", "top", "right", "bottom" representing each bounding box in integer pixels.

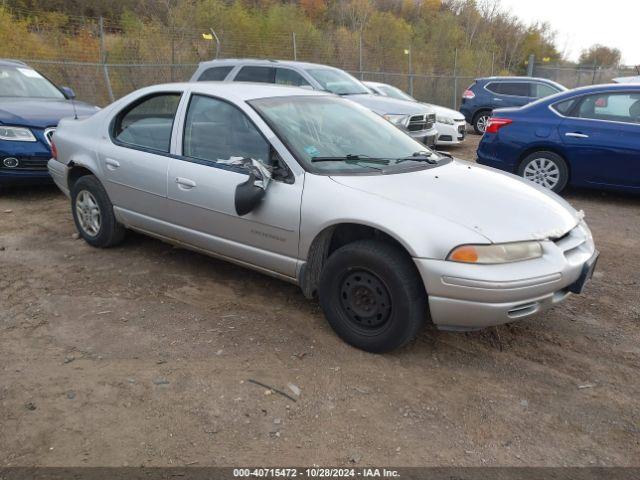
[
  {"left": 70, "top": 175, "right": 125, "bottom": 247},
  {"left": 317, "top": 239, "right": 428, "bottom": 353},
  {"left": 518, "top": 151, "right": 569, "bottom": 193},
  {"left": 472, "top": 110, "right": 491, "bottom": 135}
]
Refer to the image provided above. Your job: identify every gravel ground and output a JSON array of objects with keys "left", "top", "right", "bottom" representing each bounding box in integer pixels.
[{"left": 1, "top": 135, "right": 639, "bottom": 467}]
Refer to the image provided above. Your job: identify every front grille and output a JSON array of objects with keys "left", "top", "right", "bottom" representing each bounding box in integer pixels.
[
  {"left": 407, "top": 114, "right": 426, "bottom": 132},
  {"left": 1, "top": 156, "right": 49, "bottom": 171},
  {"left": 426, "top": 113, "right": 436, "bottom": 130}
]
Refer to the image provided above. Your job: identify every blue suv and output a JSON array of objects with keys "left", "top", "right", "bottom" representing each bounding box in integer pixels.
[
  {"left": 460, "top": 76, "right": 566, "bottom": 134},
  {"left": 477, "top": 83, "right": 640, "bottom": 194},
  {"left": 0, "top": 59, "right": 99, "bottom": 187}
]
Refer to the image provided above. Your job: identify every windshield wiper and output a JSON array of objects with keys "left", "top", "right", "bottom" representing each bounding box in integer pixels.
[
  {"left": 395, "top": 151, "right": 439, "bottom": 165},
  {"left": 311, "top": 154, "right": 389, "bottom": 164}
]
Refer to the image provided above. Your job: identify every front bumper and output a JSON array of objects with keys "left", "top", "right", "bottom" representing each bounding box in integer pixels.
[
  {"left": 0, "top": 137, "right": 53, "bottom": 186},
  {"left": 408, "top": 128, "right": 438, "bottom": 147},
  {"left": 414, "top": 223, "right": 597, "bottom": 330},
  {"left": 436, "top": 121, "right": 467, "bottom": 145}
]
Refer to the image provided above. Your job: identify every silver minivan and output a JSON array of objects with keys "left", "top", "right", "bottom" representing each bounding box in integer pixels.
[{"left": 190, "top": 59, "right": 438, "bottom": 147}]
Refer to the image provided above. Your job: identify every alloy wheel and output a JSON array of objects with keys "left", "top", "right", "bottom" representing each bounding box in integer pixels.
[
  {"left": 75, "top": 190, "right": 102, "bottom": 237},
  {"left": 523, "top": 158, "right": 561, "bottom": 190}
]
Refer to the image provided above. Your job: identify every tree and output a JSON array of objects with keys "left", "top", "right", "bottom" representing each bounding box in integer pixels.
[{"left": 579, "top": 44, "right": 621, "bottom": 67}]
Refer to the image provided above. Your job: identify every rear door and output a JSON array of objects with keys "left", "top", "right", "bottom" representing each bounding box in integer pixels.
[
  {"left": 99, "top": 91, "right": 182, "bottom": 221},
  {"left": 486, "top": 81, "right": 531, "bottom": 108},
  {"left": 557, "top": 90, "right": 640, "bottom": 188},
  {"left": 165, "top": 93, "right": 304, "bottom": 277}
]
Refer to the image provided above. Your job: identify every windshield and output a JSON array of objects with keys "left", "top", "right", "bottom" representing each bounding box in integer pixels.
[
  {"left": 306, "top": 68, "right": 370, "bottom": 95},
  {"left": 379, "top": 85, "right": 416, "bottom": 102},
  {"left": 0, "top": 66, "right": 65, "bottom": 99},
  {"left": 250, "top": 96, "right": 444, "bottom": 174}
]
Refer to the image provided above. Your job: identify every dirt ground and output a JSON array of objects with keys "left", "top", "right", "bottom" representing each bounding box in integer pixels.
[{"left": 1, "top": 135, "right": 639, "bottom": 468}]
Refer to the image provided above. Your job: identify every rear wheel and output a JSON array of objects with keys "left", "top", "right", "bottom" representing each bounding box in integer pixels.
[
  {"left": 472, "top": 110, "right": 491, "bottom": 134},
  {"left": 318, "top": 240, "right": 428, "bottom": 353},
  {"left": 518, "top": 151, "right": 569, "bottom": 193},
  {"left": 71, "top": 175, "right": 125, "bottom": 247}
]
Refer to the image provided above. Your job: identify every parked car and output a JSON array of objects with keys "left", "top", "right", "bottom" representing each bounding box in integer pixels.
[
  {"left": 48, "top": 82, "right": 598, "bottom": 352},
  {"left": 364, "top": 81, "right": 467, "bottom": 146},
  {"left": 0, "top": 59, "right": 99, "bottom": 187},
  {"left": 190, "top": 59, "right": 438, "bottom": 147},
  {"left": 460, "top": 76, "right": 567, "bottom": 134},
  {"left": 477, "top": 83, "right": 640, "bottom": 194}
]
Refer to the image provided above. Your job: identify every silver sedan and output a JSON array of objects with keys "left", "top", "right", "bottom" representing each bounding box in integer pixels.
[{"left": 48, "top": 83, "right": 598, "bottom": 352}]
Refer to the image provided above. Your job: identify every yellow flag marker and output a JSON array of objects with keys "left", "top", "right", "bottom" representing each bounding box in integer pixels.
[{"left": 202, "top": 33, "right": 213, "bottom": 40}]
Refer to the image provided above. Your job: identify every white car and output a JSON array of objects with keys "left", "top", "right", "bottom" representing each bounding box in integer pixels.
[
  {"left": 364, "top": 81, "right": 467, "bottom": 146},
  {"left": 48, "top": 82, "right": 598, "bottom": 353}
]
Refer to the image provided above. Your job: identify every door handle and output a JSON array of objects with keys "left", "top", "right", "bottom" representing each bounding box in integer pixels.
[
  {"left": 565, "top": 132, "right": 589, "bottom": 138},
  {"left": 175, "top": 177, "right": 196, "bottom": 189},
  {"left": 105, "top": 158, "right": 120, "bottom": 169}
]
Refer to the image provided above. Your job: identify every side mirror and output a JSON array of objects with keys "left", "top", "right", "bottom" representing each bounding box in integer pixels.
[
  {"left": 234, "top": 163, "right": 270, "bottom": 216},
  {"left": 61, "top": 86, "right": 76, "bottom": 99}
]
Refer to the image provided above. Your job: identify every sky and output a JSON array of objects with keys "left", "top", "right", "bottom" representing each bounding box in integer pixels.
[{"left": 497, "top": 0, "right": 639, "bottom": 66}]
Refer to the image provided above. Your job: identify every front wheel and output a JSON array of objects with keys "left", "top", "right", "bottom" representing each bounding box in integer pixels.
[
  {"left": 318, "top": 240, "right": 428, "bottom": 353},
  {"left": 518, "top": 151, "right": 569, "bottom": 193},
  {"left": 71, "top": 175, "right": 125, "bottom": 247}
]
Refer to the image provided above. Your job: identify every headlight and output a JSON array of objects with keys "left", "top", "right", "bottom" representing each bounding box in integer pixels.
[
  {"left": 383, "top": 114, "right": 409, "bottom": 127},
  {"left": 436, "top": 115, "right": 455, "bottom": 125},
  {"left": 0, "top": 126, "right": 36, "bottom": 142},
  {"left": 447, "top": 241, "right": 543, "bottom": 264}
]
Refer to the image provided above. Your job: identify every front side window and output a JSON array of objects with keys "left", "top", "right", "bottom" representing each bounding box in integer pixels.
[
  {"left": 198, "top": 66, "right": 233, "bottom": 81},
  {"left": 0, "top": 66, "right": 64, "bottom": 99},
  {"left": 183, "top": 94, "right": 270, "bottom": 165},
  {"left": 575, "top": 92, "right": 640, "bottom": 123},
  {"left": 250, "top": 96, "right": 447, "bottom": 174},
  {"left": 113, "top": 93, "right": 181, "bottom": 152},
  {"left": 486, "top": 82, "right": 529, "bottom": 97},
  {"left": 305, "top": 68, "right": 370, "bottom": 95},
  {"left": 532, "top": 83, "right": 560, "bottom": 98},
  {"left": 275, "top": 68, "right": 310, "bottom": 87},
  {"left": 234, "top": 66, "right": 276, "bottom": 83}
]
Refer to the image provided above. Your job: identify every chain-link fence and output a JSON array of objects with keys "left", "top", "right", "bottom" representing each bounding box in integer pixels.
[
  {"left": 1, "top": 5, "right": 495, "bottom": 110},
  {"left": 533, "top": 63, "right": 639, "bottom": 88}
]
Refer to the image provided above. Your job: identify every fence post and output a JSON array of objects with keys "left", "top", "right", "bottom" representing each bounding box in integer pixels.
[
  {"left": 292, "top": 32, "right": 297, "bottom": 61},
  {"left": 591, "top": 60, "right": 598, "bottom": 84},
  {"left": 359, "top": 32, "right": 363, "bottom": 79},
  {"left": 408, "top": 46, "right": 413, "bottom": 97},
  {"left": 452, "top": 48, "right": 458, "bottom": 110},
  {"left": 99, "top": 16, "right": 115, "bottom": 103},
  {"left": 526, "top": 54, "right": 535, "bottom": 76}
]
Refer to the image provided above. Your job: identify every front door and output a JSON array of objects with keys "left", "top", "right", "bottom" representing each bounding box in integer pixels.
[
  {"left": 559, "top": 90, "right": 640, "bottom": 189},
  {"left": 166, "top": 93, "right": 303, "bottom": 277}
]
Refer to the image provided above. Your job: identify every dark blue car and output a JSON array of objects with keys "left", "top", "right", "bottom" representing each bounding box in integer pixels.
[
  {"left": 0, "top": 59, "right": 98, "bottom": 187},
  {"left": 477, "top": 83, "right": 640, "bottom": 193},
  {"left": 460, "top": 76, "right": 566, "bottom": 134}
]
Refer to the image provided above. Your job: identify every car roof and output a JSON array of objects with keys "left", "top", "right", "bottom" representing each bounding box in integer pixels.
[
  {"left": 558, "top": 83, "right": 640, "bottom": 95},
  {"left": 148, "top": 81, "right": 331, "bottom": 101},
  {"left": 0, "top": 58, "right": 28, "bottom": 67},
  {"left": 477, "top": 76, "right": 557, "bottom": 82},
  {"left": 196, "top": 58, "right": 342, "bottom": 71}
]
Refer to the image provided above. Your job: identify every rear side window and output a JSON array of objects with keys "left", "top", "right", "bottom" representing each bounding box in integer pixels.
[
  {"left": 275, "top": 68, "right": 310, "bottom": 87},
  {"left": 198, "top": 66, "right": 233, "bottom": 81},
  {"left": 486, "top": 82, "right": 529, "bottom": 97},
  {"left": 113, "top": 93, "right": 181, "bottom": 153},
  {"left": 576, "top": 92, "right": 640, "bottom": 124},
  {"left": 234, "top": 66, "right": 276, "bottom": 83}
]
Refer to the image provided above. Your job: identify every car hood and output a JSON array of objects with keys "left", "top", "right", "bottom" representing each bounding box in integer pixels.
[
  {"left": 330, "top": 160, "right": 581, "bottom": 243},
  {"left": 0, "top": 98, "right": 99, "bottom": 128},
  {"left": 343, "top": 94, "right": 433, "bottom": 116}
]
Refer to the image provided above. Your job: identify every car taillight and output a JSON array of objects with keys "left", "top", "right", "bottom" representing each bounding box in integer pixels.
[
  {"left": 485, "top": 118, "right": 512, "bottom": 134},
  {"left": 462, "top": 89, "right": 475, "bottom": 99},
  {"left": 50, "top": 140, "right": 58, "bottom": 159}
]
